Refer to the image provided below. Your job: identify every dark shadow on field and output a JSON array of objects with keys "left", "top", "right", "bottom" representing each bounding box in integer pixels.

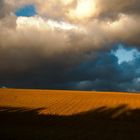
[{"left": 0, "top": 105, "right": 140, "bottom": 140}]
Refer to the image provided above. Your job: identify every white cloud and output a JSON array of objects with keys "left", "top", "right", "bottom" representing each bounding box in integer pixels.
[{"left": 0, "top": 0, "right": 140, "bottom": 72}]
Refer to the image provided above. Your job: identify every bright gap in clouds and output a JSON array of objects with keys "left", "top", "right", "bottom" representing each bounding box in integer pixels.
[
  {"left": 15, "top": 4, "right": 80, "bottom": 31},
  {"left": 69, "top": 0, "right": 96, "bottom": 20},
  {"left": 112, "top": 44, "right": 140, "bottom": 64},
  {"left": 16, "top": 5, "right": 36, "bottom": 17}
]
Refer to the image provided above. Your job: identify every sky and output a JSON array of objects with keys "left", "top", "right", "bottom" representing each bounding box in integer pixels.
[{"left": 0, "top": 0, "right": 140, "bottom": 92}]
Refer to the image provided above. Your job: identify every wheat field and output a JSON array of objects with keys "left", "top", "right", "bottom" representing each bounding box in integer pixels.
[{"left": 0, "top": 88, "right": 140, "bottom": 140}]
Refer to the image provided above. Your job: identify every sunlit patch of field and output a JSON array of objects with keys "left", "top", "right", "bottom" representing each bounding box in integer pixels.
[
  {"left": 0, "top": 89, "right": 140, "bottom": 115},
  {"left": 1, "top": 88, "right": 140, "bottom": 140}
]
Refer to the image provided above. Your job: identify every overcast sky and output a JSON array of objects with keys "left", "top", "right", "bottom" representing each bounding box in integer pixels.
[{"left": 0, "top": 0, "right": 140, "bottom": 92}]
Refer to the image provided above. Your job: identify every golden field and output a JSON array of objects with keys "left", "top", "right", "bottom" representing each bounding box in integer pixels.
[{"left": 0, "top": 88, "right": 140, "bottom": 140}]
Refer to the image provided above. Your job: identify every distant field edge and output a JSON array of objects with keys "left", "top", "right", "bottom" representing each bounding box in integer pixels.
[{"left": 0, "top": 88, "right": 139, "bottom": 95}]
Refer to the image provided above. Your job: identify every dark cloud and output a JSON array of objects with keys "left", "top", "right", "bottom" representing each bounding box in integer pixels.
[
  {"left": 95, "top": 0, "right": 140, "bottom": 20},
  {"left": 0, "top": 0, "right": 5, "bottom": 18},
  {"left": 0, "top": 0, "right": 14, "bottom": 19},
  {"left": 0, "top": 46, "right": 140, "bottom": 92}
]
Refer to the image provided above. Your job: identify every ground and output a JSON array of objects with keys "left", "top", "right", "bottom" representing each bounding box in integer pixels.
[{"left": 0, "top": 89, "right": 140, "bottom": 140}]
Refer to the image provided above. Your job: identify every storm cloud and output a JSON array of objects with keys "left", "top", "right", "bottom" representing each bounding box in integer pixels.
[{"left": 0, "top": 0, "right": 140, "bottom": 92}]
